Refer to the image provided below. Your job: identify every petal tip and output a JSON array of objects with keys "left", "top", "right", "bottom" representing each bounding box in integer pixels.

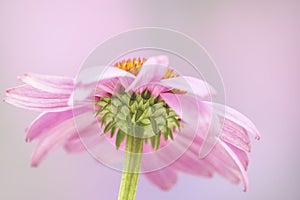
[
  {"left": 19, "top": 73, "right": 29, "bottom": 80},
  {"left": 243, "top": 183, "right": 248, "bottom": 192},
  {"left": 5, "top": 88, "right": 11, "bottom": 94},
  {"left": 255, "top": 134, "right": 261, "bottom": 140},
  {"left": 25, "top": 136, "right": 31, "bottom": 143},
  {"left": 30, "top": 160, "right": 39, "bottom": 168}
]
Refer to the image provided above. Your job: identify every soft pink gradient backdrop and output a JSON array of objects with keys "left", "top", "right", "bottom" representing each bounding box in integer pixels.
[{"left": 1, "top": 1, "right": 299, "bottom": 200}]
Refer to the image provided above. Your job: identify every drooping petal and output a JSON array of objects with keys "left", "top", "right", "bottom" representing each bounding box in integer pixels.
[
  {"left": 160, "top": 93, "right": 255, "bottom": 188},
  {"left": 173, "top": 152, "right": 213, "bottom": 177},
  {"left": 147, "top": 84, "right": 169, "bottom": 97},
  {"left": 220, "top": 118, "right": 251, "bottom": 152},
  {"left": 163, "top": 95, "right": 257, "bottom": 153},
  {"left": 97, "top": 77, "right": 122, "bottom": 94},
  {"left": 160, "top": 76, "right": 215, "bottom": 98},
  {"left": 224, "top": 142, "right": 249, "bottom": 170},
  {"left": 157, "top": 134, "right": 214, "bottom": 178},
  {"left": 160, "top": 93, "right": 210, "bottom": 125},
  {"left": 31, "top": 118, "right": 77, "bottom": 167},
  {"left": 73, "top": 66, "right": 135, "bottom": 101},
  {"left": 25, "top": 109, "right": 75, "bottom": 142},
  {"left": 143, "top": 166, "right": 178, "bottom": 191},
  {"left": 126, "top": 55, "right": 169, "bottom": 92},
  {"left": 6, "top": 85, "right": 70, "bottom": 99},
  {"left": 5, "top": 85, "right": 70, "bottom": 111},
  {"left": 63, "top": 136, "right": 87, "bottom": 153},
  {"left": 64, "top": 120, "right": 107, "bottom": 153},
  {"left": 204, "top": 144, "right": 243, "bottom": 185},
  {"left": 172, "top": 136, "right": 214, "bottom": 177},
  {"left": 94, "top": 88, "right": 110, "bottom": 98},
  {"left": 30, "top": 110, "right": 96, "bottom": 167},
  {"left": 218, "top": 139, "right": 249, "bottom": 191},
  {"left": 75, "top": 66, "right": 135, "bottom": 86},
  {"left": 20, "top": 73, "right": 74, "bottom": 94},
  {"left": 151, "top": 113, "right": 250, "bottom": 190},
  {"left": 64, "top": 128, "right": 105, "bottom": 153},
  {"left": 118, "top": 76, "right": 135, "bottom": 89},
  {"left": 142, "top": 124, "right": 248, "bottom": 190},
  {"left": 190, "top": 135, "right": 248, "bottom": 190},
  {"left": 159, "top": 93, "right": 181, "bottom": 116},
  {"left": 4, "top": 97, "right": 70, "bottom": 112},
  {"left": 207, "top": 102, "right": 261, "bottom": 140}
]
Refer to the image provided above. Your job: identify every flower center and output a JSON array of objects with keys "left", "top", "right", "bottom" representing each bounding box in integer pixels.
[
  {"left": 114, "top": 58, "right": 178, "bottom": 78},
  {"left": 114, "top": 58, "right": 146, "bottom": 76},
  {"left": 95, "top": 88, "right": 181, "bottom": 150}
]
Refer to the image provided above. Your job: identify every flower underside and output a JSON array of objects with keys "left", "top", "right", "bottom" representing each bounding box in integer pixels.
[
  {"left": 95, "top": 88, "right": 181, "bottom": 150},
  {"left": 96, "top": 58, "right": 181, "bottom": 150}
]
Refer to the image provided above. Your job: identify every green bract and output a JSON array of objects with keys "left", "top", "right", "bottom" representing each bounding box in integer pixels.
[{"left": 95, "top": 89, "right": 181, "bottom": 150}]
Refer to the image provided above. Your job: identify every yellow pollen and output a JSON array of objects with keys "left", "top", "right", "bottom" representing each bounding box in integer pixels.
[
  {"left": 114, "top": 57, "right": 178, "bottom": 78},
  {"left": 114, "top": 58, "right": 146, "bottom": 76},
  {"left": 164, "top": 68, "right": 178, "bottom": 79}
]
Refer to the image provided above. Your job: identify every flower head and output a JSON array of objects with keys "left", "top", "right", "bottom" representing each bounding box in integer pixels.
[{"left": 4, "top": 55, "right": 260, "bottom": 192}]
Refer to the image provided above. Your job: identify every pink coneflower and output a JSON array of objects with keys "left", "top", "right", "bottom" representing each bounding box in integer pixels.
[{"left": 5, "top": 55, "right": 260, "bottom": 200}]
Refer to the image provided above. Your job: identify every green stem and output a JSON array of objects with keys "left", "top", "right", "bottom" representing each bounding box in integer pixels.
[{"left": 118, "top": 135, "right": 143, "bottom": 200}]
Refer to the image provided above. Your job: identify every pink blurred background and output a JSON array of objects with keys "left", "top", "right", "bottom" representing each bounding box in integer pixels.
[{"left": 1, "top": 1, "right": 299, "bottom": 200}]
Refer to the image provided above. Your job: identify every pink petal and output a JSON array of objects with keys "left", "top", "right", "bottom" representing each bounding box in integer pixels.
[
  {"left": 160, "top": 94, "right": 253, "bottom": 161},
  {"left": 143, "top": 55, "right": 169, "bottom": 66},
  {"left": 201, "top": 143, "right": 244, "bottom": 186},
  {"left": 118, "top": 76, "right": 135, "bottom": 89},
  {"left": 220, "top": 118, "right": 251, "bottom": 152},
  {"left": 189, "top": 127, "right": 249, "bottom": 190},
  {"left": 173, "top": 135, "right": 214, "bottom": 177},
  {"left": 168, "top": 125, "right": 249, "bottom": 190},
  {"left": 145, "top": 122, "right": 248, "bottom": 190},
  {"left": 208, "top": 102, "right": 261, "bottom": 140},
  {"left": 97, "top": 77, "right": 123, "bottom": 94},
  {"left": 162, "top": 135, "right": 214, "bottom": 177},
  {"left": 4, "top": 97, "right": 70, "bottom": 111},
  {"left": 20, "top": 73, "right": 73, "bottom": 94},
  {"left": 6, "top": 85, "right": 70, "bottom": 99},
  {"left": 5, "top": 85, "right": 70, "bottom": 111},
  {"left": 126, "top": 55, "right": 169, "bottom": 92},
  {"left": 159, "top": 93, "right": 182, "bottom": 116},
  {"left": 74, "top": 66, "right": 134, "bottom": 100},
  {"left": 160, "top": 93, "right": 209, "bottom": 125},
  {"left": 25, "top": 109, "right": 74, "bottom": 142},
  {"left": 173, "top": 154, "right": 213, "bottom": 177},
  {"left": 31, "top": 117, "right": 77, "bottom": 167},
  {"left": 103, "top": 67, "right": 135, "bottom": 79},
  {"left": 224, "top": 142, "right": 249, "bottom": 170},
  {"left": 206, "top": 147, "right": 241, "bottom": 184},
  {"left": 31, "top": 111, "right": 95, "bottom": 167},
  {"left": 94, "top": 88, "right": 109, "bottom": 98},
  {"left": 160, "top": 76, "right": 215, "bottom": 98},
  {"left": 218, "top": 139, "right": 249, "bottom": 191},
  {"left": 64, "top": 121, "right": 106, "bottom": 153},
  {"left": 76, "top": 66, "right": 135, "bottom": 86},
  {"left": 147, "top": 84, "right": 169, "bottom": 97},
  {"left": 63, "top": 136, "right": 87, "bottom": 153},
  {"left": 143, "top": 167, "right": 178, "bottom": 191},
  {"left": 64, "top": 129, "right": 105, "bottom": 153}
]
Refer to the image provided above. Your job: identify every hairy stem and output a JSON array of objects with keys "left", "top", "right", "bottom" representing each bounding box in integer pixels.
[{"left": 118, "top": 135, "right": 143, "bottom": 200}]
